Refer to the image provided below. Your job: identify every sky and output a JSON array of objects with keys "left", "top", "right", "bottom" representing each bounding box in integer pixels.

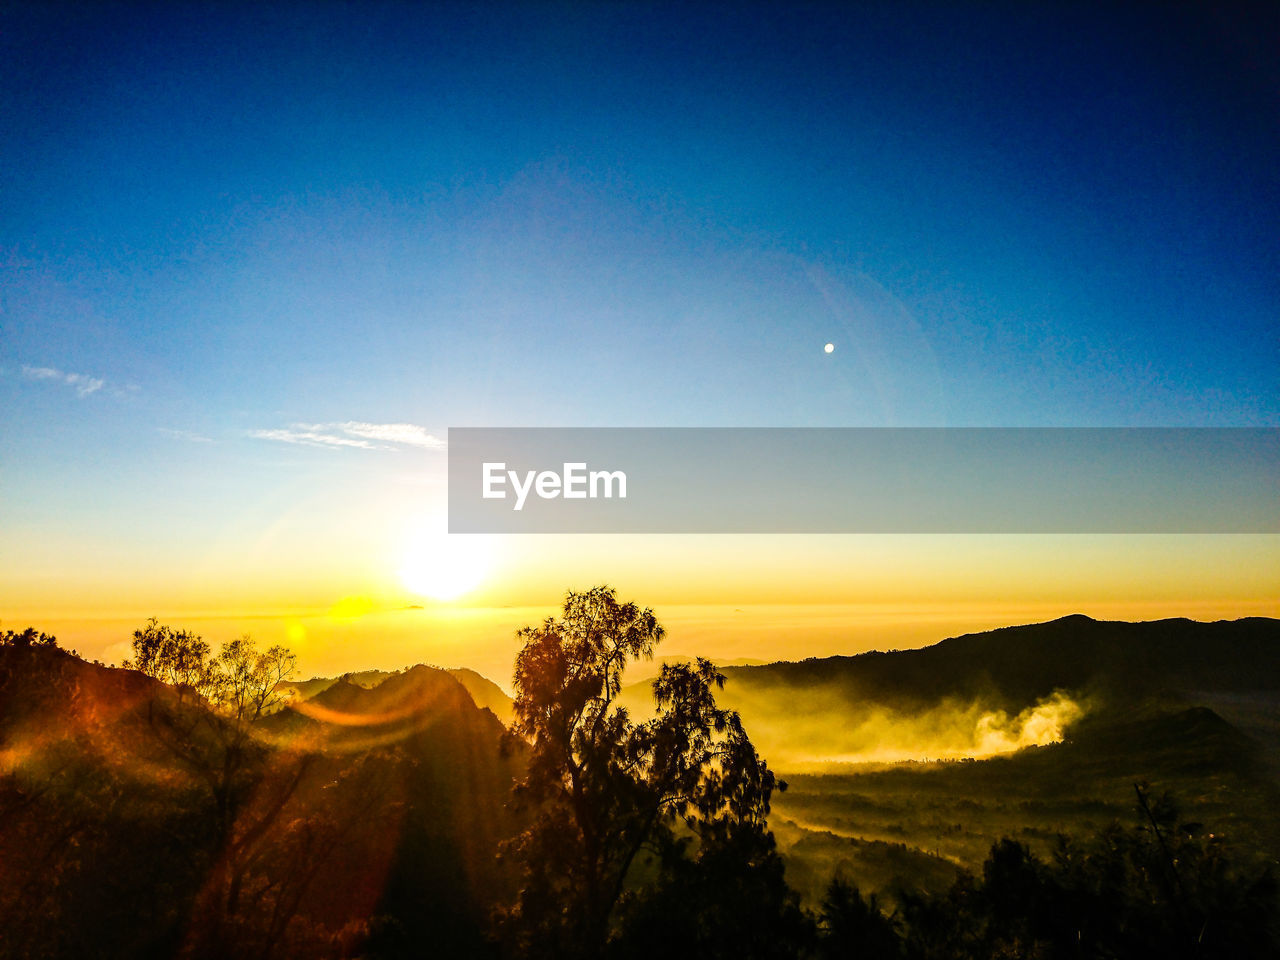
[{"left": 2, "top": 2, "right": 1277, "bottom": 682}]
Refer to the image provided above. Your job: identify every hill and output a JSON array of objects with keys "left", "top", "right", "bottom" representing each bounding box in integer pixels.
[
  {"left": 606, "top": 614, "right": 1280, "bottom": 902},
  {"left": 278, "top": 668, "right": 396, "bottom": 700},
  {"left": 772, "top": 693, "right": 1280, "bottom": 901},
  {"left": 278, "top": 667, "right": 515, "bottom": 726},
  {"left": 616, "top": 615, "right": 1280, "bottom": 768},
  {"left": 446, "top": 667, "right": 514, "bottom": 725},
  {"left": 720, "top": 614, "right": 1280, "bottom": 709},
  {"left": 0, "top": 643, "right": 521, "bottom": 959}
]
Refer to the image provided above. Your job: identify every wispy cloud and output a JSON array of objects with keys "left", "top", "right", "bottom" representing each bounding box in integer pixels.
[
  {"left": 248, "top": 421, "right": 443, "bottom": 452},
  {"left": 22, "top": 365, "right": 105, "bottom": 397},
  {"left": 332, "top": 421, "right": 445, "bottom": 449},
  {"left": 158, "top": 428, "right": 214, "bottom": 443},
  {"left": 248, "top": 427, "right": 375, "bottom": 450}
]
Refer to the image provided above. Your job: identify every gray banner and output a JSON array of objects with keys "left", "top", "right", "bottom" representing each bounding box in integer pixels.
[{"left": 447, "top": 428, "right": 1279, "bottom": 533}]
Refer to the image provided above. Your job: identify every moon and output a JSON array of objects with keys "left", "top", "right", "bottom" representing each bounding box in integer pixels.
[{"left": 824, "top": 342, "right": 834, "bottom": 354}]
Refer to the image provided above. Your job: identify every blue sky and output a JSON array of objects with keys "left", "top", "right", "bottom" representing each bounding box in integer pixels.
[{"left": 1, "top": 2, "right": 1277, "bottom": 643}]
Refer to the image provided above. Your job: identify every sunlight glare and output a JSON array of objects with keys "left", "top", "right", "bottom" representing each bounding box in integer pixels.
[{"left": 400, "top": 530, "right": 495, "bottom": 602}]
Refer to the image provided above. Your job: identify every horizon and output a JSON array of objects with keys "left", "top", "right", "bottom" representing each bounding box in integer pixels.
[{"left": 21, "top": 602, "right": 1280, "bottom": 695}]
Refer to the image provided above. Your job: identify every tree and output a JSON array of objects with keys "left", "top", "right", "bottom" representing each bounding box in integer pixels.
[
  {"left": 1, "top": 627, "right": 58, "bottom": 649},
  {"left": 817, "top": 876, "right": 901, "bottom": 960},
  {"left": 125, "top": 624, "right": 298, "bottom": 831},
  {"left": 498, "top": 586, "right": 800, "bottom": 959},
  {"left": 212, "top": 634, "right": 297, "bottom": 726},
  {"left": 125, "top": 621, "right": 305, "bottom": 953},
  {"left": 126, "top": 618, "right": 295, "bottom": 727},
  {"left": 896, "top": 786, "right": 1280, "bottom": 960},
  {"left": 125, "top": 618, "right": 214, "bottom": 693}
]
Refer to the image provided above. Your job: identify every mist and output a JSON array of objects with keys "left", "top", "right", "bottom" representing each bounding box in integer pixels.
[{"left": 710, "top": 686, "right": 1088, "bottom": 770}]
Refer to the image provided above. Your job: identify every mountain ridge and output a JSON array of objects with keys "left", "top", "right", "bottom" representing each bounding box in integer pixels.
[{"left": 716, "top": 614, "right": 1280, "bottom": 709}]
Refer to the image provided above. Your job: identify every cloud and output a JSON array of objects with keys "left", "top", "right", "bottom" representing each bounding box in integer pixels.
[
  {"left": 334, "top": 421, "right": 445, "bottom": 449},
  {"left": 248, "top": 427, "right": 375, "bottom": 450},
  {"left": 22, "top": 365, "right": 105, "bottom": 397},
  {"left": 248, "top": 421, "right": 443, "bottom": 452},
  {"left": 22, "top": 366, "right": 62, "bottom": 381},
  {"left": 158, "top": 428, "right": 214, "bottom": 443}
]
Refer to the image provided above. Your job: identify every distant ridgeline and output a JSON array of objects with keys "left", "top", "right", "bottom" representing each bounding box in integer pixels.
[
  {"left": 716, "top": 615, "right": 1280, "bottom": 709},
  {"left": 277, "top": 666, "right": 514, "bottom": 726},
  {"left": 606, "top": 615, "right": 1279, "bottom": 767}
]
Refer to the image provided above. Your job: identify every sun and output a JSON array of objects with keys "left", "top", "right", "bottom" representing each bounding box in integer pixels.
[{"left": 399, "top": 531, "right": 495, "bottom": 602}]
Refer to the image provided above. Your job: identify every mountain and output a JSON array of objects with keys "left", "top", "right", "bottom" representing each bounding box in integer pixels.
[
  {"left": 718, "top": 615, "right": 1280, "bottom": 710},
  {"left": 278, "top": 667, "right": 515, "bottom": 726},
  {"left": 688, "top": 616, "right": 1280, "bottom": 900},
  {"left": 446, "top": 667, "right": 514, "bottom": 725},
  {"left": 1, "top": 644, "right": 522, "bottom": 959},
  {"left": 624, "top": 653, "right": 769, "bottom": 682},
  {"left": 266, "top": 664, "right": 524, "bottom": 954},
  {"left": 7, "top": 614, "right": 1277, "bottom": 943},
  {"left": 615, "top": 614, "right": 1280, "bottom": 775},
  {"left": 267, "top": 664, "right": 511, "bottom": 761},
  {"left": 277, "top": 668, "right": 396, "bottom": 701}
]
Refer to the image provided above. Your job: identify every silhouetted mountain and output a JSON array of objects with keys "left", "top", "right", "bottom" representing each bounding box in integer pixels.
[
  {"left": 614, "top": 616, "right": 1280, "bottom": 776},
  {"left": 1, "top": 645, "right": 521, "bottom": 959},
  {"left": 278, "top": 666, "right": 515, "bottom": 727},
  {"left": 1, "top": 643, "right": 259, "bottom": 957},
  {"left": 268, "top": 665, "right": 512, "bottom": 769},
  {"left": 750, "top": 621, "right": 1280, "bottom": 904},
  {"left": 625, "top": 653, "right": 769, "bottom": 682},
  {"left": 720, "top": 615, "right": 1280, "bottom": 711},
  {"left": 446, "top": 667, "right": 514, "bottom": 725},
  {"left": 277, "top": 668, "right": 397, "bottom": 702}
]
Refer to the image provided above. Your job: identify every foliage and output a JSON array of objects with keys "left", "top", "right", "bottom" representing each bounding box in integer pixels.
[
  {"left": 895, "top": 783, "right": 1279, "bottom": 959},
  {"left": 1, "top": 626, "right": 59, "bottom": 649},
  {"left": 125, "top": 617, "right": 296, "bottom": 717},
  {"left": 123, "top": 620, "right": 310, "bottom": 954},
  {"left": 497, "top": 586, "right": 802, "bottom": 959},
  {"left": 126, "top": 618, "right": 214, "bottom": 692},
  {"left": 610, "top": 821, "right": 813, "bottom": 960},
  {"left": 817, "top": 876, "right": 901, "bottom": 959}
]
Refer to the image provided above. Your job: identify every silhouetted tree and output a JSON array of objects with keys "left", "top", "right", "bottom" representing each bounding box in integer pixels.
[
  {"left": 496, "top": 587, "right": 800, "bottom": 959},
  {"left": 126, "top": 618, "right": 214, "bottom": 693},
  {"left": 125, "top": 621, "right": 308, "bottom": 953},
  {"left": 211, "top": 752, "right": 407, "bottom": 960},
  {"left": 818, "top": 876, "right": 901, "bottom": 960},
  {"left": 127, "top": 623, "right": 296, "bottom": 822},
  {"left": 0, "top": 731, "right": 124, "bottom": 959},
  {"left": 1, "top": 626, "right": 58, "bottom": 649},
  {"left": 610, "top": 817, "right": 812, "bottom": 960},
  {"left": 897, "top": 784, "right": 1279, "bottom": 960}
]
